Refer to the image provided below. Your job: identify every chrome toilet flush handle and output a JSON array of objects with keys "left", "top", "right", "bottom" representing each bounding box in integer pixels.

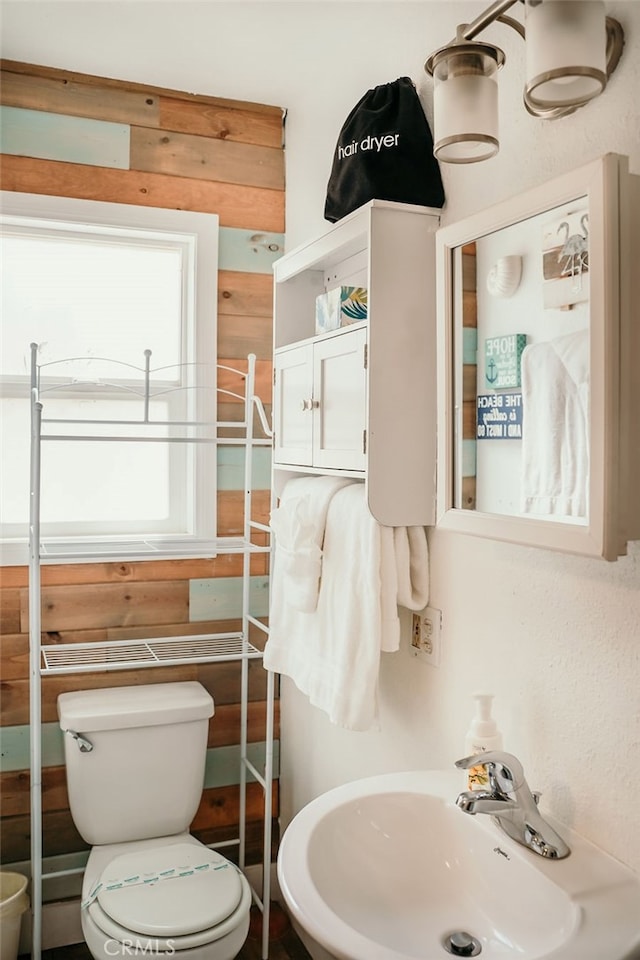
[{"left": 64, "top": 729, "right": 93, "bottom": 753}]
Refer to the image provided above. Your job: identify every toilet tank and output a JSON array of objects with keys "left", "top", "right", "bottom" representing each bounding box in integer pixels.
[{"left": 58, "top": 681, "right": 214, "bottom": 845}]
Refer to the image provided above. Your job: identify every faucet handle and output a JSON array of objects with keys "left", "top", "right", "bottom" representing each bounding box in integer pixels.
[{"left": 455, "top": 750, "right": 525, "bottom": 793}]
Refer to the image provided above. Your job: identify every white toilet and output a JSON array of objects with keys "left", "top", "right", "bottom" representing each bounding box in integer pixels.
[{"left": 58, "top": 681, "right": 252, "bottom": 960}]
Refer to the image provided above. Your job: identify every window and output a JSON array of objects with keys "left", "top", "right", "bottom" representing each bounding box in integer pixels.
[{"left": 0, "top": 192, "right": 218, "bottom": 564}]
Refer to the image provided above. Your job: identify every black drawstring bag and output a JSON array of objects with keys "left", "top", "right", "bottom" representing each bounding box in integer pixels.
[{"left": 324, "top": 77, "right": 445, "bottom": 223}]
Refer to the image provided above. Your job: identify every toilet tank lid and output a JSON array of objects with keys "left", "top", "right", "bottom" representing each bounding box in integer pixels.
[{"left": 57, "top": 682, "right": 214, "bottom": 732}]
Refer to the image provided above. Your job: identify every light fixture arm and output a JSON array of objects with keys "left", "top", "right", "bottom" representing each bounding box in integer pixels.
[
  {"left": 427, "top": 1, "right": 624, "bottom": 121},
  {"left": 458, "top": 0, "right": 521, "bottom": 43},
  {"left": 495, "top": 14, "right": 525, "bottom": 41}
]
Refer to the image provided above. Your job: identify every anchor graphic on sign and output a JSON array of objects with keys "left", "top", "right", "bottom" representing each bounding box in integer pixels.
[{"left": 486, "top": 359, "right": 498, "bottom": 384}]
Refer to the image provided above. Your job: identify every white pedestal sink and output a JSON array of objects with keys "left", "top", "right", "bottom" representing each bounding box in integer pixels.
[{"left": 277, "top": 770, "right": 640, "bottom": 960}]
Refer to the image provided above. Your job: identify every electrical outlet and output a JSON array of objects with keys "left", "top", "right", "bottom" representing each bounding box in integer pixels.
[{"left": 411, "top": 606, "right": 442, "bottom": 667}]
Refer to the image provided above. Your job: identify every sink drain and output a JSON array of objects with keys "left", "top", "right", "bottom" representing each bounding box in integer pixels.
[{"left": 443, "top": 931, "right": 482, "bottom": 957}]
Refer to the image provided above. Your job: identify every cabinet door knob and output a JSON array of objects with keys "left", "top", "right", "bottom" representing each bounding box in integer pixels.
[
  {"left": 301, "top": 398, "right": 311, "bottom": 411},
  {"left": 310, "top": 399, "right": 320, "bottom": 409}
]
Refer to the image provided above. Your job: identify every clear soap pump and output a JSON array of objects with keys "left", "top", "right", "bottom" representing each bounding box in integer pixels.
[{"left": 464, "top": 693, "right": 503, "bottom": 791}]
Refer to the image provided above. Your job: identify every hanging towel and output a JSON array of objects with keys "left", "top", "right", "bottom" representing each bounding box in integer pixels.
[
  {"left": 269, "top": 476, "right": 355, "bottom": 613},
  {"left": 378, "top": 526, "right": 430, "bottom": 653},
  {"left": 264, "top": 482, "right": 430, "bottom": 730},
  {"left": 394, "top": 526, "right": 430, "bottom": 611},
  {"left": 521, "top": 329, "right": 590, "bottom": 518}
]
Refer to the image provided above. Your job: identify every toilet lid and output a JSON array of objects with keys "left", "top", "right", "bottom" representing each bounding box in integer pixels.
[{"left": 96, "top": 843, "right": 243, "bottom": 937}]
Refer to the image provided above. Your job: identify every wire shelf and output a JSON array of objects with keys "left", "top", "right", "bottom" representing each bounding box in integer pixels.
[
  {"left": 28, "top": 346, "right": 275, "bottom": 960},
  {"left": 37, "top": 535, "right": 271, "bottom": 563},
  {"left": 40, "top": 632, "right": 264, "bottom": 674}
]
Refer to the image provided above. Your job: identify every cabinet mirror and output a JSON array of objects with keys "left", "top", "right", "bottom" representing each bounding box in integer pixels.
[{"left": 436, "top": 154, "right": 639, "bottom": 560}]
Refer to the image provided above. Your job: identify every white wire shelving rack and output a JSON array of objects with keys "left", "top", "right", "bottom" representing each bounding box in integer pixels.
[{"left": 27, "top": 343, "right": 276, "bottom": 960}]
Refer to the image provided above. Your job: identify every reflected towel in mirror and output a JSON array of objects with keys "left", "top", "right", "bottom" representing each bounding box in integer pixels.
[{"left": 521, "top": 329, "right": 589, "bottom": 518}]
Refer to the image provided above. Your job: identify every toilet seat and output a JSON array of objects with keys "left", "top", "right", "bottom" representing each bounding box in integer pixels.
[{"left": 87, "top": 842, "right": 250, "bottom": 951}]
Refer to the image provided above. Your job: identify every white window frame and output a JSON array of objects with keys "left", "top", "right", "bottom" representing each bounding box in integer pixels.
[{"left": 0, "top": 191, "right": 219, "bottom": 565}]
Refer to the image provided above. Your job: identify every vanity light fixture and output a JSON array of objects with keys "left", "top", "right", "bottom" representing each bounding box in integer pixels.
[{"left": 424, "top": 0, "right": 625, "bottom": 163}]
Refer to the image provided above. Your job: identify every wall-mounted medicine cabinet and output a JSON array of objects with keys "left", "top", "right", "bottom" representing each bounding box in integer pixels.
[
  {"left": 273, "top": 200, "right": 440, "bottom": 527},
  {"left": 436, "top": 153, "right": 639, "bottom": 560}
]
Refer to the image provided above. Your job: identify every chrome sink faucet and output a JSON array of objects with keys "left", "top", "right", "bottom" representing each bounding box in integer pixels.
[{"left": 455, "top": 751, "right": 570, "bottom": 859}]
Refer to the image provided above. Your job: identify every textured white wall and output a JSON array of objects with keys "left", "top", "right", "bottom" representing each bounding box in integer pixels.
[{"left": 3, "top": 0, "right": 639, "bottom": 873}]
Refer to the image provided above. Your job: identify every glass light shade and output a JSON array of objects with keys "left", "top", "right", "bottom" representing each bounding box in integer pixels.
[
  {"left": 432, "top": 44, "right": 503, "bottom": 163},
  {"left": 525, "top": 0, "right": 607, "bottom": 109}
]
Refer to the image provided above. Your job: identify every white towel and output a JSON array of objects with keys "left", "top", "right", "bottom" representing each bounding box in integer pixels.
[
  {"left": 379, "top": 526, "right": 430, "bottom": 653},
  {"left": 521, "top": 329, "right": 589, "bottom": 518},
  {"left": 394, "top": 526, "right": 430, "bottom": 611},
  {"left": 264, "top": 483, "right": 430, "bottom": 730},
  {"left": 269, "top": 476, "right": 354, "bottom": 612}
]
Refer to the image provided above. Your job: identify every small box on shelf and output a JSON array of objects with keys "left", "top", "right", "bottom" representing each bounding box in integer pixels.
[{"left": 315, "top": 286, "right": 368, "bottom": 334}]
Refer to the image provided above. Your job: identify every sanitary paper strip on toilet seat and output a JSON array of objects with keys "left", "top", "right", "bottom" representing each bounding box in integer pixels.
[{"left": 81, "top": 860, "right": 231, "bottom": 909}]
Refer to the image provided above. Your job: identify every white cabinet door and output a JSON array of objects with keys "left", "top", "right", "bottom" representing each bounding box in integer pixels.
[
  {"left": 273, "top": 342, "right": 313, "bottom": 465},
  {"left": 313, "top": 327, "right": 367, "bottom": 471},
  {"left": 274, "top": 327, "right": 367, "bottom": 471},
  {"left": 436, "top": 154, "right": 639, "bottom": 559}
]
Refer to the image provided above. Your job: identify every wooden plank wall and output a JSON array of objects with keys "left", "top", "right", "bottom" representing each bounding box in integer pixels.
[{"left": 0, "top": 60, "right": 284, "bottom": 892}]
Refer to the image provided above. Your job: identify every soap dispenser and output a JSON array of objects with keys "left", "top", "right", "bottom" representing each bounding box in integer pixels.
[{"left": 464, "top": 693, "right": 503, "bottom": 791}]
